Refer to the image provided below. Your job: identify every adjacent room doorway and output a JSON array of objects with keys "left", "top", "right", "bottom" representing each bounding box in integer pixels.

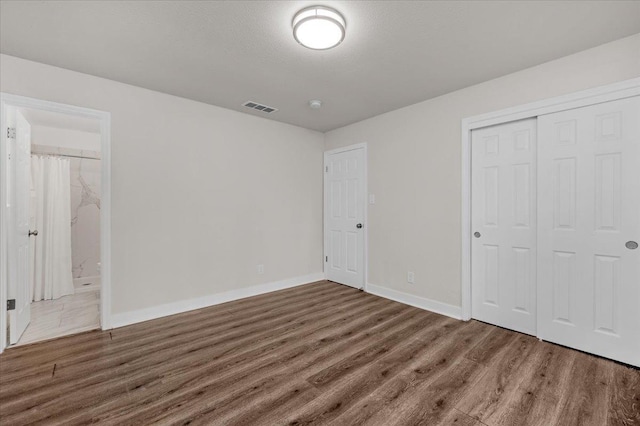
[{"left": 0, "top": 94, "right": 111, "bottom": 352}]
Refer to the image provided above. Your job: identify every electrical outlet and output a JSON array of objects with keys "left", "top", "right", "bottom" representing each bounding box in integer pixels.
[
  {"left": 369, "top": 194, "right": 376, "bottom": 204},
  {"left": 257, "top": 264, "right": 264, "bottom": 274},
  {"left": 407, "top": 271, "right": 415, "bottom": 284}
]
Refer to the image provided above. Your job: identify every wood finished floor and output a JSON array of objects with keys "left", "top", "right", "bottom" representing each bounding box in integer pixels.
[{"left": 0, "top": 281, "right": 638, "bottom": 426}]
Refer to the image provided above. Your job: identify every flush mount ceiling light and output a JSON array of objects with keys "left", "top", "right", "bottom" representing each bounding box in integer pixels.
[{"left": 292, "top": 6, "right": 346, "bottom": 50}]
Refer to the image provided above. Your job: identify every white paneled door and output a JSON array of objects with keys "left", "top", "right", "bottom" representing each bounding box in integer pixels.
[
  {"left": 471, "top": 119, "right": 537, "bottom": 335},
  {"left": 324, "top": 145, "right": 366, "bottom": 289},
  {"left": 537, "top": 96, "right": 640, "bottom": 367},
  {"left": 8, "top": 110, "right": 32, "bottom": 344}
]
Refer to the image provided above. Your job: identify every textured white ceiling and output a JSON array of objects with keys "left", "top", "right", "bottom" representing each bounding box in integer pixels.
[{"left": 2, "top": 1, "right": 639, "bottom": 132}]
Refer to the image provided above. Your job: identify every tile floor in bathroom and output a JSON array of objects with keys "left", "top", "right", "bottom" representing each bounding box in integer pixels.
[{"left": 15, "top": 281, "right": 101, "bottom": 346}]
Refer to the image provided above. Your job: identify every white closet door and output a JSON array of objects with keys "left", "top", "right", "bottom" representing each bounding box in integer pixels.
[
  {"left": 538, "top": 96, "right": 640, "bottom": 367},
  {"left": 471, "top": 119, "right": 537, "bottom": 335}
]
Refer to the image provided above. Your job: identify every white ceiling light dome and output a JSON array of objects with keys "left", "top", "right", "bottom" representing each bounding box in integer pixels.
[{"left": 292, "top": 6, "right": 346, "bottom": 50}]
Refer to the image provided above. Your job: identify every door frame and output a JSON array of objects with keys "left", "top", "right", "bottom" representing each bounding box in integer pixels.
[
  {"left": 323, "top": 143, "right": 368, "bottom": 290},
  {"left": 461, "top": 77, "right": 640, "bottom": 321},
  {"left": 0, "top": 93, "right": 112, "bottom": 353}
]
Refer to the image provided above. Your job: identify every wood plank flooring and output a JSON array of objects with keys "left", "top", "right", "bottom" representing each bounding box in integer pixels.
[{"left": 0, "top": 281, "right": 638, "bottom": 425}]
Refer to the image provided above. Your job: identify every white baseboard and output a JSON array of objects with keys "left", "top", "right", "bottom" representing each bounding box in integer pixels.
[
  {"left": 366, "top": 283, "right": 462, "bottom": 320},
  {"left": 110, "top": 273, "right": 326, "bottom": 329}
]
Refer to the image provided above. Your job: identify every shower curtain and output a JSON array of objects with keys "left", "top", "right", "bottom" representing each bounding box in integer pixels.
[{"left": 30, "top": 155, "right": 75, "bottom": 301}]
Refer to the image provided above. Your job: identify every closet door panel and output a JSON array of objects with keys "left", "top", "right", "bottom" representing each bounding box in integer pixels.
[
  {"left": 537, "top": 96, "right": 640, "bottom": 367},
  {"left": 471, "top": 118, "right": 537, "bottom": 335}
]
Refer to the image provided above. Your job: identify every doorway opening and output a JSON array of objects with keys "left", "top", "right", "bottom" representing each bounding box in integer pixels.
[{"left": 0, "top": 94, "right": 111, "bottom": 351}]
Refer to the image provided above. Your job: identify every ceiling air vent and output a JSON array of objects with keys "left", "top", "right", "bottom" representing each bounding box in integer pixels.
[{"left": 243, "top": 101, "right": 278, "bottom": 114}]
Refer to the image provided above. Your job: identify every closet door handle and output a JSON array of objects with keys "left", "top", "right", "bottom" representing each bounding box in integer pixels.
[
  {"left": 28, "top": 230, "right": 38, "bottom": 237},
  {"left": 626, "top": 241, "right": 638, "bottom": 250}
]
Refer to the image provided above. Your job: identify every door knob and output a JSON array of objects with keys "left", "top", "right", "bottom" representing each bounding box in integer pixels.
[
  {"left": 356, "top": 223, "right": 363, "bottom": 229},
  {"left": 474, "top": 232, "right": 481, "bottom": 238},
  {"left": 626, "top": 241, "right": 638, "bottom": 250},
  {"left": 28, "top": 230, "right": 38, "bottom": 237}
]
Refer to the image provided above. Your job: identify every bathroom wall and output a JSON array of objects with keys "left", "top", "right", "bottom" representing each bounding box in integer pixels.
[
  {"left": 30, "top": 125, "right": 101, "bottom": 284},
  {"left": 69, "top": 156, "right": 100, "bottom": 282}
]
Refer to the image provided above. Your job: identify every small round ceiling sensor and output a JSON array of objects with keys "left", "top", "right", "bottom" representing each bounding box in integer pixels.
[{"left": 309, "top": 100, "right": 323, "bottom": 109}]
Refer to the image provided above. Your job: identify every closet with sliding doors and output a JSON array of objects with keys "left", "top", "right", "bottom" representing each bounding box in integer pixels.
[{"left": 470, "top": 94, "right": 640, "bottom": 367}]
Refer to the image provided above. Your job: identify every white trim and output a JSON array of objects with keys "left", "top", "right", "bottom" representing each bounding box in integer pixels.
[
  {"left": 110, "top": 273, "right": 326, "bottom": 328},
  {"left": 323, "top": 142, "right": 368, "bottom": 157},
  {"left": 460, "top": 77, "right": 640, "bottom": 322},
  {"left": 0, "top": 103, "right": 7, "bottom": 354},
  {"left": 366, "top": 283, "right": 462, "bottom": 320},
  {"left": 0, "top": 93, "right": 112, "bottom": 353},
  {"left": 323, "top": 142, "right": 368, "bottom": 291},
  {"left": 462, "top": 78, "right": 640, "bottom": 131}
]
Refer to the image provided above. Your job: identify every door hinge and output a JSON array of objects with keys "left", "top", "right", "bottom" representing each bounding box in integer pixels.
[
  {"left": 7, "top": 299, "right": 16, "bottom": 311},
  {"left": 7, "top": 127, "right": 16, "bottom": 139},
  {"left": 325, "top": 256, "right": 328, "bottom": 262},
  {"left": 325, "top": 166, "right": 328, "bottom": 172}
]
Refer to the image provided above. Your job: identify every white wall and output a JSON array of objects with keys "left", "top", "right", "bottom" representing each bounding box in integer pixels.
[
  {"left": 1, "top": 54, "right": 325, "bottom": 318},
  {"left": 324, "top": 34, "right": 640, "bottom": 308},
  {"left": 2, "top": 33, "right": 638, "bottom": 324}
]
